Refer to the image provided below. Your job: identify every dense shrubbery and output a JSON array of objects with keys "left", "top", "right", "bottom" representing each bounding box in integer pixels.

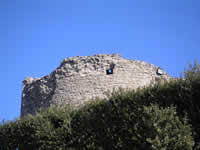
[
  {"left": 71, "top": 99, "right": 194, "bottom": 150},
  {"left": 0, "top": 106, "right": 74, "bottom": 150},
  {"left": 0, "top": 61, "right": 200, "bottom": 150}
]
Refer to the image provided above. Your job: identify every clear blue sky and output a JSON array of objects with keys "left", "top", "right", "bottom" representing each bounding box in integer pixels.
[{"left": 0, "top": 0, "right": 199, "bottom": 121}]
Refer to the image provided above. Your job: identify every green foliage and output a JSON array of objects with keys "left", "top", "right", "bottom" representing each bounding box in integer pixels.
[
  {"left": 71, "top": 95, "right": 194, "bottom": 150},
  {"left": 183, "top": 59, "right": 200, "bottom": 82},
  {"left": 0, "top": 120, "right": 18, "bottom": 150},
  {"left": 141, "top": 104, "right": 194, "bottom": 150},
  {"left": 134, "top": 61, "right": 200, "bottom": 149},
  {"left": 0, "top": 105, "right": 74, "bottom": 150}
]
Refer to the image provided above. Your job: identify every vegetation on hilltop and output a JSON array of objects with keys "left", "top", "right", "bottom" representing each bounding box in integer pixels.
[{"left": 0, "top": 61, "right": 200, "bottom": 150}]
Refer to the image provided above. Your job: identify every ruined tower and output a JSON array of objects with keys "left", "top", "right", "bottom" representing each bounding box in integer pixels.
[{"left": 21, "top": 54, "right": 171, "bottom": 117}]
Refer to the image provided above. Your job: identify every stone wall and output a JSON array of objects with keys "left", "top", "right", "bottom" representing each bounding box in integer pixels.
[{"left": 21, "top": 54, "right": 172, "bottom": 117}]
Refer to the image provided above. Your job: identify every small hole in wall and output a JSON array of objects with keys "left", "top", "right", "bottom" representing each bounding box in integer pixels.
[
  {"left": 106, "top": 63, "right": 115, "bottom": 75},
  {"left": 106, "top": 69, "right": 113, "bottom": 75},
  {"left": 157, "top": 68, "right": 163, "bottom": 75}
]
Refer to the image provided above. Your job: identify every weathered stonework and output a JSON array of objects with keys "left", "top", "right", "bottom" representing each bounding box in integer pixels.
[{"left": 21, "top": 54, "right": 172, "bottom": 117}]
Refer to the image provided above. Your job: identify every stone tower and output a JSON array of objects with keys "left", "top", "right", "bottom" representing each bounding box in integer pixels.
[{"left": 21, "top": 54, "right": 171, "bottom": 117}]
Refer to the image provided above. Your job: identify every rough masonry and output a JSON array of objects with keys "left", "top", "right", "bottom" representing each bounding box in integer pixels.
[{"left": 21, "top": 54, "right": 172, "bottom": 117}]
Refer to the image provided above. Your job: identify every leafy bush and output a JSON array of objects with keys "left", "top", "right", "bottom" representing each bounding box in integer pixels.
[
  {"left": 135, "top": 61, "right": 200, "bottom": 149},
  {"left": 0, "top": 105, "right": 74, "bottom": 150},
  {"left": 71, "top": 96, "right": 194, "bottom": 150},
  {"left": 0, "top": 120, "right": 18, "bottom": 150},
  {"left": 140, "top": 104, "right": 194, "bottom": 150}
]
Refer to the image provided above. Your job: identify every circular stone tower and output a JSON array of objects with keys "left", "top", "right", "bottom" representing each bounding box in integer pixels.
[{"left": 21, "top": 54, "right": 171, "bottom": 117}]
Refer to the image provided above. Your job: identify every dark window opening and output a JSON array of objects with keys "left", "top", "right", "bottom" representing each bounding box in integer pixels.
[
  {"left": 106, "top": 69, "right": 113, "bottom": 75},
  {"left": 106, "top": 63, "right": 115, "bottom": 75}
]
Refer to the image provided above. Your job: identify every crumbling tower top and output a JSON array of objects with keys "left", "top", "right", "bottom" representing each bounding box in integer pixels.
[{"left": 21, "top": 54, "right": 171, "bottom": 117}]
